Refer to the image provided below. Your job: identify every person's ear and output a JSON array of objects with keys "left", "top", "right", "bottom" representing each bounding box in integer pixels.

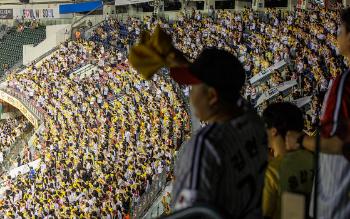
[
  {"left": 271, "top": 127, "right": 278, "bottom": 137},
  {"left": 207, "top": 87, "right": 219, "bottom": 106}
]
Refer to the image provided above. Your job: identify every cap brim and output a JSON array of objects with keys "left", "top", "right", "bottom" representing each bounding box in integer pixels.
[{"left": 170, "top": 67, "right": 202, "bottom": 85}]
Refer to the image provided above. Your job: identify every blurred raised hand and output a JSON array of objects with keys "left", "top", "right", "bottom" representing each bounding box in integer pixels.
[{"left": 128, "top": 26, "right": 189, "bottom": 80}]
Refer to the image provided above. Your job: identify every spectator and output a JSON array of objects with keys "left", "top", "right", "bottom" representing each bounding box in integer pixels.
[
  {"left": 0, "top": 116, "right": 31, "bottom": 170},
  {"left": 151, "top": 47, "right": 268, "bottom": 217},
  {"left": 286, "top": 7, "right": 350, "bottom": 219},
  {"left": 16, "top": 155, "right": 21, "bottom": 167},
  {"left": 64, "top": 29, "right": 69, "bottom": 41},
  {"left": 75, "top": 30, "right": 81, "bottom": 40},
  {"left": 28, "top": 166, "right": 35, "bottom": 180},
  {"left": 262, "top": 102, "right": 314, "bottom": 219}
]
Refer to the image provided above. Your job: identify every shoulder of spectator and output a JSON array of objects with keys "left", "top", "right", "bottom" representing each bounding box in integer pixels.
[{"left": 266, "top": 156, "right": 282, "bottom": 186}]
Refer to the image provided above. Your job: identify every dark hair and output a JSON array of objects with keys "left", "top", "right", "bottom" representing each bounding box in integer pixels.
[
  {"left": 262, "top": 102, "right": 304, "bottom": 138},
  {"left": 341, "top": 8, "right": 350, "bottom": 33}
]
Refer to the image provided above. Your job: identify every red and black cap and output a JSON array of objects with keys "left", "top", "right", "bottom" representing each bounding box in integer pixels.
[{"left": 170, "top": 48, "right": 246, "bottom": 101}]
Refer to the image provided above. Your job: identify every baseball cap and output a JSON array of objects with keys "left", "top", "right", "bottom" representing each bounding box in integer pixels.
[{"left": 170, "top": 47, "right": 246, "bottom": 101}]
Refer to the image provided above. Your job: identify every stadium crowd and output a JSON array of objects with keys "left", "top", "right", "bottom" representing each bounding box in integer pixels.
[
  {"left": 125, "top": 4, "right": 345, "bottom": 131},
  {"left": 0, "top": 116, "right": 31, "bottom": 167},
  {"left": 170, "top": 6, "right": 345, "bottom": 126},
  {"left": 1, "top": 20, "right": 190, "bottom": 218},
  {"left": 0, "top": 2, "right": 346, "bottom": 219}
]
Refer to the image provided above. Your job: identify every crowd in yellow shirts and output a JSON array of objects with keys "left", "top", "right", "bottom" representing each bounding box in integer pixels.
[
  {"left": 0, "top": 3, "right": 346, "bottom": 218},
  {"left": 0, "top": 20, "right": 190, "bottom": 218}
]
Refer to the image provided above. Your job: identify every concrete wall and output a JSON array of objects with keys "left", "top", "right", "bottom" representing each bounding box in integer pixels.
[
  {"left": 23, "top": 24, "right": 70, "bottom": 65},
  {"left": 104, "top": 4, "right": 116, "bottom": 16}
]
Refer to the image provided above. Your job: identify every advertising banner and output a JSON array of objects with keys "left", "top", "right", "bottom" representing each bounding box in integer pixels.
[
  {"left": 0, "top": 9, "right": 13, "bottom": 19},
  {"left": 23, "top": 9, "right": 54, "bottom": 19}
]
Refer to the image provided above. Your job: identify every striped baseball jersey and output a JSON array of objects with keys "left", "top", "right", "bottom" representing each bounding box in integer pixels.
[
  {"left": 171, "top": 108, "right": 268, "bottom": 219},
  {"left": 310, "top": 70, "right": 350, "bottom": 218}
]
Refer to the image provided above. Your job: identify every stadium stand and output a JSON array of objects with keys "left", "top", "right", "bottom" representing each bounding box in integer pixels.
[
  {"left": 114, "top": 6, "right": 343, "bottom": 218},
  {"left": 0, "top": 16, "right": 190, "bottom": 217},
  {"left": 0, "top": 26, "right": 46, "bottom": 76},
  {"left": 0, "top": 1, "right": 346, "bottom": 218}
]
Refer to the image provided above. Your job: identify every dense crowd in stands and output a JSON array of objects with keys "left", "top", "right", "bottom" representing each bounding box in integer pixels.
[
  {"left": 0, "top": 17, "right": 190, "bottom": 217},
  {"left": 169, "top": 6, "right": 345, "bottom": 132},
  {"left": 0, "top": 3, "right": 345, "bottom": 218}
]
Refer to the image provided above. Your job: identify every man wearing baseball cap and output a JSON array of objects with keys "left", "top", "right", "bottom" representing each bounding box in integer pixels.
[
  {"left": 169, "top": 48, "right": 268, "bottom": 219},
  {"left": 129, "top": 28, "right": 268, "bottom": 218}
]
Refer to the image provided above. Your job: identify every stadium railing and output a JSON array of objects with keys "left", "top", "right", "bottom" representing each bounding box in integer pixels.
[
  {"left": 70, "top": 63, "right": 96, "bottom": 78},
  {"left": 132, "top": 170, "right": 168, "bottom": 218},
  {"left": 158, "top": 204, "right": 226, "bottom": 219}
]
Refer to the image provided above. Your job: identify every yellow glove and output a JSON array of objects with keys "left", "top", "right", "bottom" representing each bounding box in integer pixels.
[{"left": 129, "top": 26, "right": 187, "bottom": 79}]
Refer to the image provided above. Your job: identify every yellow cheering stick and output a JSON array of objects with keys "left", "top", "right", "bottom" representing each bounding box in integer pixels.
[{"left": 128, "top": 25, "right": 189, "bottom": 80}]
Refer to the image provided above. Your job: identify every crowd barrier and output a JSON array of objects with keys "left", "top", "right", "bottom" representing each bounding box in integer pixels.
[
  {"left": 255, "top": 80, "right": 298, "bottom": 107},
  {"left": 8, "top": 158, "right": 41, "bottom": 179},
  {"left": 132, "top": 171, "right": 168, "bottom": 219},
  {"left": 249, "top": 60, "right": 287, "bottom": 85},
  {"left": 158, "top": 204, "right": 226, "bottom": 219}
]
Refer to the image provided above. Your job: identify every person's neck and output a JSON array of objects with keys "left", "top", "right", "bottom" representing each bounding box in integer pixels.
[{"left": 273, "top": 137, "right": 287, "bottom": 157}]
